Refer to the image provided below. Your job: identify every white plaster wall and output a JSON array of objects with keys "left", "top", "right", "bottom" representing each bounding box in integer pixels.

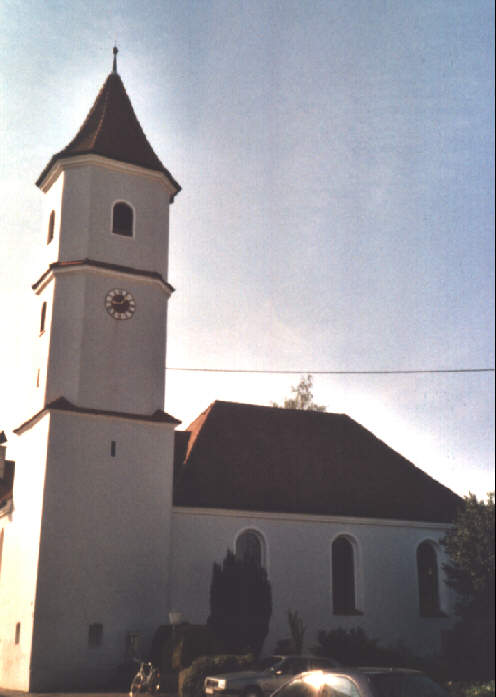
[
  {"left": 56, "top": 163, "right": 170, "bottom": 279},
  {"left": 38, "top": 173, "right": 64, "bottom": 268},
  {"left": 169, "top": 508, "right": 455, "bottom": 658},
  {"left": 44, "top": 269, "right": 168, "bottom": 414},
  {"left": 0, "top": 416, "right": 50, "bottom": 690},
  {"left": 28, "top": 410, "right": 176, "bottom": 690}
]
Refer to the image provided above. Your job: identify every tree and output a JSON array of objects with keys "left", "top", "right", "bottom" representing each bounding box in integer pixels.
[
  {"left": 272, "top": 374, "right": 326, "bottom": 412},
  {"left": 207, "top": 550, "right": 272, "bottom": 655},
  {"left": 441, "top": 493, "right": 494, "bottom": 619},
  {"left": 440, "top": 493, "right": 495, "bottom": 680}
]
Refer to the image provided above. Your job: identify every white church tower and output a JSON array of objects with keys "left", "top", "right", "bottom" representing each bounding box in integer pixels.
[{"left": 0, "top": 50, "right": 181, "bottom": 690}]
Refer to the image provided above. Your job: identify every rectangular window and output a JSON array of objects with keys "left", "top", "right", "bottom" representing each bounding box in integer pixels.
[
  {"left": 0, "top": 529, "right": 4, "bottom": 577},
  {"left": 40, "top": 302, "right": 47, "bottom": 334},
  {"left": 125, "top": 632, "right": 140, "bottom": 658},
  {"left": 47, "top": 210, "right": 55, "bottom": 245},
  {"left": 88, "top": 623, "right": 103, "bottom": 648},
  {"left": 110, "top": 441, "right": 116, "bottom": 457},
  {"left": 15, "top": 622, "right": 21, "bottom": 645}
]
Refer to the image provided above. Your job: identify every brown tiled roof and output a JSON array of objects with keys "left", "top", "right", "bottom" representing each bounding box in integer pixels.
[
  {"left": 14, "top": 397, "right": 180, "bottom": 435},
  {"left": 173, "top": 401, "right": 462, "bottom": 523},
  {"left": 36, "top": 71, "right": 181, "bottom": 196}
]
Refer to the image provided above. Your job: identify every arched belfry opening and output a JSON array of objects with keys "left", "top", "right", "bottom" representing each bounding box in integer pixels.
[{"left": 112, "top": 201, "right": 134, "bottom": 237}]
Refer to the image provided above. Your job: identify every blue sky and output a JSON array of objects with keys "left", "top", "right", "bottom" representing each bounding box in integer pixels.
[{"left": 1, "top": 0, "right": 494, "bottom": 498}]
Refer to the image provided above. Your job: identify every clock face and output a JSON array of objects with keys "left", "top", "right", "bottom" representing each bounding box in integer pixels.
[{"left": 105, "top": 288, "right": 136, "bottom": 320}]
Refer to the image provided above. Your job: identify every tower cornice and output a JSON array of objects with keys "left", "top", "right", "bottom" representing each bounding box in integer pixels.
[
  {"left": 14, "top": 397, "right": 181, "bottom": 437},
  {"left": 32, "top": 259, "right": 175, "bottom": 296},
  {"left": 37, "top": 153, "right": 180, "bottom": 201}
]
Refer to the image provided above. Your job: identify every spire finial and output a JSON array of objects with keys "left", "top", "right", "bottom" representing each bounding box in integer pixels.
[{"left": 112, "top": 45, "right": 119, "bottom": 73}]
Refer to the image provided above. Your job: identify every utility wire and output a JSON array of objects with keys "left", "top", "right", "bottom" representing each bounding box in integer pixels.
[{"left": 167, "top": 367, "right": 494, "bottom": 375}]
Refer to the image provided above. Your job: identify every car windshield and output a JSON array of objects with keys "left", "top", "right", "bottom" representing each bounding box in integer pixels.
[
  {"left": 256, "top": 656, "right": 283, "bottom": 671},
  {"left": 369, "top": 673, "right": 449, "bottom": 697}
]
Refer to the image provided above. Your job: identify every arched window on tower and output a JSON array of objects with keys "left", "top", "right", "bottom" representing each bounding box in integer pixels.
[
  {"left": 332, "top": 536, "right": 357, "bottom": 614},
  {"left": 112, "top": 202, "right": 134, "bottom": 237},
  {"left": 47, "top": 210, "right": 55, "bottom": 245},
  {"left": 417, "top": 541, "right": 441, "bottom": 616},
  {"left": 235, "top": 529, "right": 263, "bottom": 567}
]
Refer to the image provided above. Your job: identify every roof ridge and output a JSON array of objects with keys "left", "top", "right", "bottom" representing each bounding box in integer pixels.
[
  {"left": 339, "top": 413, "right": 463, "bottom": 499},
  {"left": 211, "top": 399, "right": 344, "bottom": 417},
  {"left": 90, "top": 73, "right": 113, "bottom": 149}
]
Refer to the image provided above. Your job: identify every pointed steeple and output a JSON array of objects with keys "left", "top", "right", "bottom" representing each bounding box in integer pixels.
[{"left": 37, "top": 59, "right": 180, "bottom": 196}]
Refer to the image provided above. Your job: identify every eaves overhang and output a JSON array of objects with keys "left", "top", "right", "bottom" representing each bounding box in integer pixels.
[
  {"left": 14, "top": 397, "right": 181, "bottom": 436},
  {"left": 32, "top": 259, "right": 175, "bottom": 296},
  {"left": 36, "top": 153, "right": 181, "bottom": 201}
]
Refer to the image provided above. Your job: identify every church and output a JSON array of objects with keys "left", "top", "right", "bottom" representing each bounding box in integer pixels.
[{"left": 0, "top": 54, "right": 461, "bottom": 691}]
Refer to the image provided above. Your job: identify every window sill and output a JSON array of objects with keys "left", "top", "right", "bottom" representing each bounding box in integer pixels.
[
  {"left": 420, "top": 611, "right": 448, "bottom": 618},
  {"left": 333, "top": 609, "right": 364, "bottom": 616}
]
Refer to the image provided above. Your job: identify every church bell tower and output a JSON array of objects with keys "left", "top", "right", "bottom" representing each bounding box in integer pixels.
[{"left": 0, "top": 51, "right": 181, "bottom": 691}]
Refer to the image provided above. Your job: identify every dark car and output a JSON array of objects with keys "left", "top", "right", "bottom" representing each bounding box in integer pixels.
[
  {"left": 204, "top": 656, "right": 341, "bottom": 697},
  {"left": 269, "top": 668, "right": 449, "bottom": 697}
]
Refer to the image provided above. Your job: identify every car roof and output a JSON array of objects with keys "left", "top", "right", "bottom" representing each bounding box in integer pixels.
[
  {"left": 295, "top": 668, "right": 423, "bottom": 681},
  {"left": 356, "top": 667, "right": 423, "bottom": 675},
  {"left": 269, "top": 655, "right": 336, "bottom": 661}
]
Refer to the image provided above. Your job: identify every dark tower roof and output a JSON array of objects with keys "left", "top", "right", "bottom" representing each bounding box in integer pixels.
[{"left": 36, "top": 70, "right": 181, "bottom": 196}]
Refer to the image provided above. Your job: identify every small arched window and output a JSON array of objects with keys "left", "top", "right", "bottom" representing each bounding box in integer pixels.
[
  {"left": 417, "top": 541, "right": 440, "bottom": 616},
  {"left": 235, "top": 530, "right": 263, "bottom": 567},
  {"left": 112, "top": 202, "right": 134, "bottom": 237},
  {"left": 47, "top": 210, "right": 55, "bottom": 245},
  {"left": 332, "top": 536, "right": 357, "bottom": 614}
]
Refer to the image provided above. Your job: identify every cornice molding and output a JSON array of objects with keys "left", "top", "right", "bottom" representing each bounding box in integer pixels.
[
  {"left": 37, "top": 153, "right": 180, "bottom": 201},
  {"left": 172, "top": 505, "right": 452, "bottom": 531},
  {"left": 14, "top": 397, "right": 180, "bottom": 436},
  {"left": 32, "top": 259, "right": 175, "bottom": 296}
]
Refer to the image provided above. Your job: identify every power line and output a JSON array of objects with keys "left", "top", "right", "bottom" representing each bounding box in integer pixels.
[{"left": 167, "top": 367, "right": 494, "bottom": 376}]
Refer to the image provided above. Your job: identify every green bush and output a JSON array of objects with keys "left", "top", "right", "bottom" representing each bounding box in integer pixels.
[
  {"left": 151, "top": 624, "right": 221, "bottom": 673},
  {"left": 179, "top": 654, "right": 254, "bottom": 697},
  {"left": 312, "top": 627, "right": 420, "bottom": 668},
  {"left": 445, "top": 681, "right": 495, "bottom": 697},
  {"left": 172, "top": 624, "right": 221, "bottom": 672},
  {"left": 442, "top": 618, "right": 495, "bottom": 681}
]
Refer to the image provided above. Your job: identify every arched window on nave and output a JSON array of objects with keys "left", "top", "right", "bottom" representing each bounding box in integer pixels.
[
  {"left": 235, "top": 529, "right": 263, "bottom": 567},
  {"left": 417, "top": 541, "right": 441, "bottom": 616},
  {"left": 332, "top": 536, "right": 357, "bottom": 614}
]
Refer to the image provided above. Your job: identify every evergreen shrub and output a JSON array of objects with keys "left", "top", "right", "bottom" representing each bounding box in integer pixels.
[
  {"left": 208, "top": 550, "right": 272, "bottom": 655},
  {"left": 312, "top": 627, "right": 418, "bottom": 667},
  {"left": 446, "top": 682, "right": 495, "bottom": 697}
]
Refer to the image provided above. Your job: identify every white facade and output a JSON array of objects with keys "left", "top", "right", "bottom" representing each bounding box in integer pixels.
[{"left": 169, "top": 507, "right": 455, "bottom": 659}]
